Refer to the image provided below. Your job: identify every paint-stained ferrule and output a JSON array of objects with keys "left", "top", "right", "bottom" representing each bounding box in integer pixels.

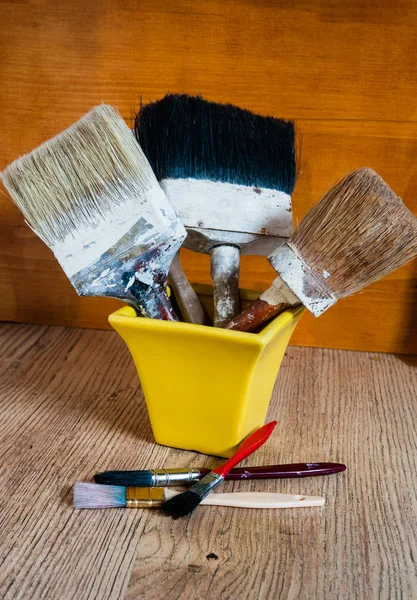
[
  {"left": 162, "top": 178, "right": 293, "bottom": 254},
  {"left": 269, "top": 242, "right": 337, "bottom": 317},
  {"left": 126, "top": 487, "right": 166, "bottom": 508},
  {"left": 150, "top": 468, "right": 202, "bottom": 486},
  {"left": 161, "top": 179, "right": 293, "bottom": 236},
  {"left": 189, "top": 471, "right": 224, "bottom": 501},
  {"left": 67, "top": 224, "right": 185, "bottom": 319}
]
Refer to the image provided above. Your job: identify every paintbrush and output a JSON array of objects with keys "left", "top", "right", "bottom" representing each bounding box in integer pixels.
[
  {"left": 1, "top": 105, "right": 186, "bottom": 320},
  {"left": 226, "top": 168, "right": 417, "bottom": 332},
  {"left": 162, "top": 420, "right": 277, "bottom": 518},
  {"left": 74, "top": 482, "right": 325, "bottom": 510},
  {"left": 94, "top": 462, "right": 346, "bottom": 486},
  {"left": 136, "top": 94, "right": 296, "bottom": 327},
  {"left": 168, "top": 252, "right": 212, "bottom": 325}
]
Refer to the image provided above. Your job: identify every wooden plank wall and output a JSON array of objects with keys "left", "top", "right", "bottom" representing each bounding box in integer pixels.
[{"left": 1, "top": 0, "right": 416, "bottom": 353}]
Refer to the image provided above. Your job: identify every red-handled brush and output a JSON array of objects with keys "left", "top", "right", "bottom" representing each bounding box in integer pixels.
[{"left": 162, "top": 421, "right": 277, "bottom": 518}]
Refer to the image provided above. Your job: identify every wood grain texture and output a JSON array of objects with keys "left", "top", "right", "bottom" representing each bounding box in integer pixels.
[
  {"left": 1, "top": 0, "right": 417, "bottom": 352},
  {"left": 0, "top": 322, "right": 416, "bottom": 599}
]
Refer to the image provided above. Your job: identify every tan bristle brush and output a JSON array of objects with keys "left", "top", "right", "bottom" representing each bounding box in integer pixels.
[
  {"left": 0, "top": 105, "right": 186, "bottom": 320},
  {"left": 226, "top": 168, "right": 417, "bottom": 332}
]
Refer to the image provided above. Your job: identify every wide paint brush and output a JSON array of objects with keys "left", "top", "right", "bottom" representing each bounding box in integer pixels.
[
  {"left": 136, "top": 94, "right": 296, "bottom": 327},
  {"left": 162, "top": 420, "right": 277, "bottom": 519},
  {"left": 94, "top": 462, "right": 346, "bottom": 486},
  {"left": 1, "top": 105, "right": 186, "bottom": 320},
  {"left": 74, "top": 482, "right": 324, "bottom": 510},
  {"left": 226, "top": 168, "right": 417, "bottom": 332}
]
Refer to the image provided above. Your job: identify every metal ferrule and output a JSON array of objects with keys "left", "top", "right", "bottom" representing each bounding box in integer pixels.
[
  {"left": 151, "top": 468, "right": 202, "bottom": 486},
  {"left": 269, "top": 242, "right": 337, "bottom": 317},
  {"left": 126, "top": 487, "right": 165, "bottom": 508},
  {"left": 190, "top": 472, "right": 224, "bottom": 501}
]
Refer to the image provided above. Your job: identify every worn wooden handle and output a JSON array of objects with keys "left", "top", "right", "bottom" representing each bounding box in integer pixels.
[
  {"left": 146, "top": 288, "right": 180, "bottom": 321},
  {"left": 127, "top": 278, "right": 179, "bottom": 321},
  {"left": 168, "top": 253, "right": 211, "bottom": 325},
  {"left": 210, "top": 245, "right": 241, "bottom": 328},
  {"left": 225, "top": 276, "right": 301, "bottom": 332},
  {"left": 225, "top": 297, "right": 290, "bottom": 332}
]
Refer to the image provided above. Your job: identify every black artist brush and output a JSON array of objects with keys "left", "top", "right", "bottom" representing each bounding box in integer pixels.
[
  {"left": 136, "top": 94, "right": 296, "bottom": 327},
  {"left": 1, "top": 105, "right": 186, "bottom": 320},
  {"left": 226, "top": 168, "right": 417, "bottom": 332},
  {"left": 74, "top": 483, "right": 325, "bottom": 510},
  {"left": 94, "top": 462, "right": 346, "bottom": 486},
  {"left": 162, "top": 421, "right": 277, "bottom": 519}
]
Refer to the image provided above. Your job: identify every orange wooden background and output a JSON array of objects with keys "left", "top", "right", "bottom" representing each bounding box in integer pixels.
[{"left": 1, "top": 0, "right": 417, "bottom": 353}]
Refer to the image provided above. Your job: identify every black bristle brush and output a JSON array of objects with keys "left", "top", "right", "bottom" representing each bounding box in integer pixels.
[{"left": 135, "top": 94, "right": 296, "bottom": 327}]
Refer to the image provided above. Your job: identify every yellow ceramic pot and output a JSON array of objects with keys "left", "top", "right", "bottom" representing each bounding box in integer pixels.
[{"left": 109, "top": 301, "right": 304, "bottom": 457}]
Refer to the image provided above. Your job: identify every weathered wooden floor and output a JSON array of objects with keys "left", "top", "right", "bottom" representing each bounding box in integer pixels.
[{"left": 0, "top": 322, "right": 416, "bottom": 599}]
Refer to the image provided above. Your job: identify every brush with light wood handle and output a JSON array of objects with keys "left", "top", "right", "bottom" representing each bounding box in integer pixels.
[
  {"left": 226, "top": 168, "right": 417, "bottom": 332},
  {"left": 74, "top": 482, "right": 324, "bottom": 510}
]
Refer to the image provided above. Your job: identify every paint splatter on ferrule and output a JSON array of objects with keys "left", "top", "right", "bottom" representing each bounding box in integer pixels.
[
  {"left": 161, "top": 179, "right": 293, "bottom": 238},
  {"left": 269, "top": 242, "right": 337, "bottom": 317}
]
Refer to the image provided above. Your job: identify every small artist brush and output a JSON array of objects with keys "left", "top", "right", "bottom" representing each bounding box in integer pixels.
[
  {"left": 226, "top": 168, "right": 417, "bottom": 332},
  {"left": 136, "top": 94, "right": 296, "bottom": 327},
  {"left": 1, "top": 105, "right": 186, "bottom": 320},
  {"left": 94, "top": 462, "right": 346, "bottom": 486},
  {"left": 74, "top": 482, "right": 325, "bottom": 510},
  {"left": 162, "top": 421, "right": 277, "bottom": 519}
]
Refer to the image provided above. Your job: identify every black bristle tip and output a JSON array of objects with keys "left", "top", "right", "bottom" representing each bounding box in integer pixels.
[
  {"left": 162, "top": 490, "right": 202, "bottom": 519},
  {"left": 93, "top": 470, "right": 153, "bottom": 487},
  {"left": 135, "top": 94, "right": 297, "bottom": 194}
]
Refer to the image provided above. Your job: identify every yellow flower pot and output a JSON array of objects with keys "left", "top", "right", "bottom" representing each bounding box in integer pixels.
[{"left": 109, "top": 295, "right": 304, "bottom": 457}]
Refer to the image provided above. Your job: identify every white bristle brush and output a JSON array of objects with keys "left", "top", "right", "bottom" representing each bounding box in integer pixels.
[
  {"left": 1, "top": 105, "right": 186, "bottom": 320},
  {"left": 73, "top": 482, "right": 325, "bottom": 510}
]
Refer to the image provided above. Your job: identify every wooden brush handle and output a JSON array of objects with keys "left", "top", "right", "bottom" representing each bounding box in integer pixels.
[
  {"left": 210, "top": 245, "right": 241, "bottom": 328},
  {"left": 225, "top": 297, "right": 290, "bottom": 332},
  {"left": 225, "top": 276, "right": 301, "bottom": 332},
  {"left": 126, "top": 270, "right": 180, "bottom": 321},
  {"left": 199, "top": 492, "right": 325, "bottom": 509},
  {"left": 129, "top": 281, "right": 179, "bottom": 320},
  {"left": 168, "top": 253, "right": 211, "bottom": 325},
  {"left": 148, "top": 289, "right": 180, "bottom": 321},
  {"left": 202, "top": 462, "right": 347, "bottom": 480}
]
